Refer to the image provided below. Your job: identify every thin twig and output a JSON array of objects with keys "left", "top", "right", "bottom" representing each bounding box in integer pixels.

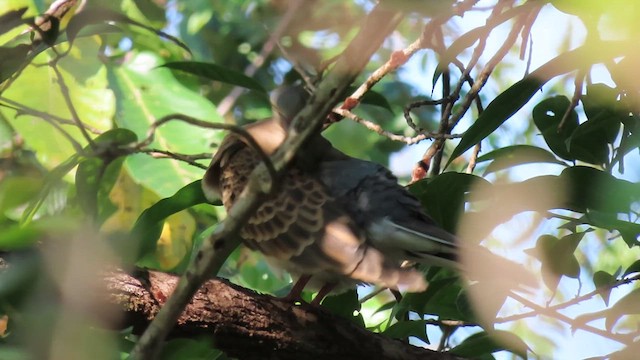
[
  {"left": 0, "top": 98, "right": 85, "bottom": 153},
  {"left": 506, "top": 291, "right": 635, "bottom": 345},
  {"left": 49, "top": 60, "right": 96, "bottom": 149},
  {"left": 138, "top": 149, "right": 210, "bottom": 170},
  {"left": 333, "top": 108, "right": 462, "bottom": 145},
  {"left": 136, "top": 114, "right": 277, "bottom": 184},
  {"left": 0, "top": 97, "right": 103, "bottom": 134},
  {"left": 403, "top": 97, "right": 454, "bottom": 133},
  {"left": 466, "top": 143, "right": 481, "bottom": 173}
]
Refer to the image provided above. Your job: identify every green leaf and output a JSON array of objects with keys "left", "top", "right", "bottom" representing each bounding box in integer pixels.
[
  {"left": 533, "top": 96, "right": 579, "bottom": 160},
  {"left": 409, "top": 172, "right": 487, "bottom": 233},
  {"left": 0, "top": 7, "right": 28, "bottom": 36},
  {"left": 605, "top": 287, "right": 640, "bottom": 331},
  {"left": 160, "top": 338, "right": 223, "bottom": 360},
  {"left": 132, "top": 180, "right": 209, "bottom": 263},
  {"left": 450, "top": 330, "right": 529, "bottom": 359},
  {"left": 0, "top": 176, "right": 42, "bottom": 216},
  {"left": 449, "top": 77, "right": 545, "bottom": 165},
  {"left": 347, "top": 86, "right": 393, "bottom": 112},
  {"left": 623, "top": 259, "right": 640, "bottom": 277},
  {"left": 477, "top": 145, "right": 566, "bottom": 175},
  {"left": 322, "top": 289, "right": 364, "bottom": 327},
  {"left": 447, "top": 40, "right": 632, "bottom": 167},
  {"left": 560, "top": 166, "right": 640, "bottom": 214},
  {"left": 162, "top": 61, "right": 266, "bottom": 93},
  {"left": 567, "top": 117, "right": 612, "bottom": 164},
  {"left": 108, "top": 53, "right": 223, "bottom": 197},
  {"left": 593, "top": 270, "right": 616, "bottom": 306},
  {"left": 1, "top": 38, "right": 114, "bottom": 170},
  {"left": 75, "top": 128, "right": 137, "bottom": 219},
  {"left": 0, "top": 44, "right": 30, "bottom": 83},
  {"left": 400, "top": 276, "right": 459, "bottom": 316},
  {"left": 21, "top": 154, "right": 81, "bottom": 225},
  {"left": 0, "top": 223, "right": 41, "bottom": 250},
  {"left": 65, "top": 6, "right": 189, "bottom": 54},
  {"left": 383, "top": 319, "right": 430, "bottom": 344}
]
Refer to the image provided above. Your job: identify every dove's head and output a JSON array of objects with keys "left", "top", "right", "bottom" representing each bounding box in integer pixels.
[{"left": 270, "top": 84, "right": 310, "bottom": 128}]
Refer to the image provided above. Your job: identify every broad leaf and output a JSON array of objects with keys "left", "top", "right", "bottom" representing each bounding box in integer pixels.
[
  {"left": 108, "top": 52, "right": 222, "bottom": 197},
  {"left": 162, "top": 61, "right": 266, "bottom": 93}
]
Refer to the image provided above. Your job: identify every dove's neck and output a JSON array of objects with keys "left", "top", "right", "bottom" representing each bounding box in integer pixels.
[{"left": 245, "top": 119, "right": 287, "bottom": 155}]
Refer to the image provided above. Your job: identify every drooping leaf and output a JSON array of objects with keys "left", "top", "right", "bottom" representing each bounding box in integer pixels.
[
  {"left": 532, "top": 96, "right": 579, "bottom": 160},
  {"left": 567, "top": 117, "right": 612, "bottom": 164},
  {"left": 0, "top": 7, "right": 28, "bottom": 36},
  {"left": 623, "top": 259, "right": 640, "bottom": 277},
  {"left": 560, "top": 166, "right": 640, "bottom": 214},
  {"left": 605, "top": 288, "right": 640, "bottom": 331},
  {"left": 409, "top": 172, "right": 487, "bottom": 233},
  {"left": 131, "top": 180, "right": 209, "bottom": 263},
  {"left": 65, "top": 6, "right": 190, "bottom": 54},
  {"left": 450, "top": 330, "right": 529, "bottom": 359},
  {"left": 593, "top": 270, "right": 617, "bottom": 306},
  {"left": 448, "top": 77, "right": 545, "bottom": 165},
  {"left": 383, "top": 319, "right": 430, "bottom": 344},
  {"left": 162, "top": 61, "right": 266, "bottom": 93},
  {"left": 75, "top": 129, "right": 137, "bottom": 220},
  {"left": 347, "top": 86, "right": 393, "bottom": 112},
  {"left": 322, "top": 289, "right": 364, "bottom": 326}
]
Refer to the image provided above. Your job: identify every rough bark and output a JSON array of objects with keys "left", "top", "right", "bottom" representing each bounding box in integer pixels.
[{"left": 104, "top": 268, "right": 462, "bottom": 360}]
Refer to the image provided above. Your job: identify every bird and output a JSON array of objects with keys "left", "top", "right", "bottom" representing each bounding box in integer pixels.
[{"left": 202, "top": 84, "right": 460, "bottom": 304}]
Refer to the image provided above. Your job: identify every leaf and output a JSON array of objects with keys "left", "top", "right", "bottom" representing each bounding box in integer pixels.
[
  {"left": 0, "top": 7, "right": 28, "bottom": 36},
  {"left": 65, "top": 6, "right": 190, "bottom": 54},
  {"left": 450, "top": 330, "right": 529, "bottom": 359},
  {"left": 400, "top": 276, "right": 459, "bottom": 315},
  {"left": 477, "top": 145, "right": 566, "bottom": 175},
  {"left": 582, "top": 83, "right": 622, "bottom": 138},
  {"left": 1, "top": 38, "right": 114, "bottom": 169},
  {"left": 131, "top": 180, "right": 209, "bottom": 264},
  {"left": 108, "top": 52, "right": 223, "bottom": 197},
  {"left": 567, "top": 116, "right": 612, "bottom": 164},
  {"left": 383, "top": 319, "right": 430, "bottom": 344},
  {"left": 75, "top": 129, "right": 137, "bottom": 220},
  {"left": 0, "top": 223, "right": 41, "bottom": 250},
  {"left": 0, "top": 176, "right": 42, "bottom": 216},
  {"left": 347, "top": 86, "right": 393, "bottom": 112},
  {"left": 623, "top": 259, "right": 640, "bottom": 277},
  {"left": 322, "top": 289, "right": 364, "bottom": 327},
  {"left": 532, "top": 96, "right": 579, "bottom": 160},
  {"left": 21, "top": 154, "right": 81, "bottom": 225},
  {"left": 446, "top": 40, "right": 632, "bottom": 167},
  {"left": 0, "top": 44, "right": 31, "bottom": 84},
  {"left": 560, "top": 166, "right": 640, "bottom": 214},
  {"left": 448, "top": 77, "right": 545, "bottom": 165},
  {"left": 593, "top": 270, "right": 616, "bottom": 306},
  {"left": 162, "top": 61, "right": 266, "bottom": 93},
  {"left": 409, "top": 172, "right": 487, "bottom": 233},
  {"left": 160, "top": 338, "right": 223, "bottom": 360},
  {"left": 605, "top": 287, "right": 640, "bottom": 331}
]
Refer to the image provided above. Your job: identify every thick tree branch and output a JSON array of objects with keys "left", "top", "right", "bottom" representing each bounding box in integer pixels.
[{"left": 105, "top": 268, "right": 463, "bottom": 360}]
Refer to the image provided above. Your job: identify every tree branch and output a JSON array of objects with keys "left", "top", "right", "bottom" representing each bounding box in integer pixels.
[{"left": 105, "top": 268, "right": 463, "bottom": 360}]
